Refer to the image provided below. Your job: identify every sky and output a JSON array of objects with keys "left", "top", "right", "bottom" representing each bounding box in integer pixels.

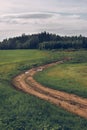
[{"left": 0, "top": 0, "right": 87, "bottom": 41}]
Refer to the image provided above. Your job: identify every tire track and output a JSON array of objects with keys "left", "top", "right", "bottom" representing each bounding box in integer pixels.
[{"left": 12, "top": 60, "right": 87, "bottom": 119}]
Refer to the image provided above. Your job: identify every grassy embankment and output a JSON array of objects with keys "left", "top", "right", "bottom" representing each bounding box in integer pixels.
[{"left": 0, "top": 50, "right": 87, "bottom": 130}]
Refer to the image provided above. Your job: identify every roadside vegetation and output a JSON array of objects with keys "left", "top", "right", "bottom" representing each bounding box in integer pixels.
[{"left": 0, "top": 49, "right": 87, "bottom": 130}]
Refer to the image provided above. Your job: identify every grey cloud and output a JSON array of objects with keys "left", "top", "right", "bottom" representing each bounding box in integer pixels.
[
  {"left": 18, "top": 13, "right": 53, "bottom": 19},
  {"left": 0, "top": 0, "right": 87, "bottom": 40},
  {"left": 0, "top": 12, "right": 53, "bottom": 24},
  {"left": 2, "top": 13, "right": 53, "bottom": 20},
  {"left": 0, "top": 11, "right": 82, "bottom": 25}
]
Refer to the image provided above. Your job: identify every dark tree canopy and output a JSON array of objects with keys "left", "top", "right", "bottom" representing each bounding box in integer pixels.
[{"left": 0, "top": 32, "right": 87, "bottom": 50}]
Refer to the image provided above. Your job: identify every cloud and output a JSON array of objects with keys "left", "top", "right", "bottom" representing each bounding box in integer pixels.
[
  {"left": 0, "top": 12, "right": 53, "bottom": 24},
  {"left": 5, "top": 12, "right": 53, "bottom": 19},
  {"left": 0, "top": 0, "right": 87, "bottom": 40},
  {"left": 0, "top": 11, "right": 87, "bottom": 37},
  {"left": 0, "top": 12, "right": 81, "bottom": 24}
]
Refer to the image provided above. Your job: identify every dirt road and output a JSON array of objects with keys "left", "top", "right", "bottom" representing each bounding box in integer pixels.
[{"left": 12, "top": 61, "right": 87, "bottom": 119}]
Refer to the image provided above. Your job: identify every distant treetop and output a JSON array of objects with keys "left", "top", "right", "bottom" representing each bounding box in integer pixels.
[{"left": 0, "top": 32, "right": 87, "bottom": 50}]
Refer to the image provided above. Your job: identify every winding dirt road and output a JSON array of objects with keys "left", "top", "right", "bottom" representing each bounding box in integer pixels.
[{"left": 12, "top": 60, "right": 87, "bottom": 119}]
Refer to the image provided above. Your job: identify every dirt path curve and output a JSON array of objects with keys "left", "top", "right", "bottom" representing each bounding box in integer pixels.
[{"left": 12, "top": 60, "right": 87, "bottom": 119}]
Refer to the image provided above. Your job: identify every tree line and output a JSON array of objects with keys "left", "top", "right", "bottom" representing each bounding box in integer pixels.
[{"left": 0, "top": 32, "right": 87, "bottom": 50}]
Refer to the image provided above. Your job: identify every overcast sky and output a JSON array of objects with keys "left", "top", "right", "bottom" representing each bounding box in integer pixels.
[{"left": 0, "top": 0, "right": 87, "bottom": 41}]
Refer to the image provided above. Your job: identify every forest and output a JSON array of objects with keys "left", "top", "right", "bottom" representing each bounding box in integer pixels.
[{"left": 0, "top": 32, "right": 87, "bottom": 50}]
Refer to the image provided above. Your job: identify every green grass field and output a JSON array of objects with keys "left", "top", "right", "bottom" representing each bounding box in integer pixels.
[
  {"left": 0, "top": 49, "right": 87, "bottom": 130},
  {"left": 35, "top": 63, "right": 87, "bottom": 98}
]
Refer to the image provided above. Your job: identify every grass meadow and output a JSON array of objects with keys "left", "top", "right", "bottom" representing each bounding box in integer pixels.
[
  {"left": 0, "top": 49, "right": 87, "bottom": 130},
  {"left": 35, "top": 63, "right": 87, "bottom": 98}
]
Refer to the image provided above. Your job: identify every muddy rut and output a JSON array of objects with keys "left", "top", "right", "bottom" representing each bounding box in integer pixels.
[{"left": 12, "top": 61, "right": 87, "bottom": 119}]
